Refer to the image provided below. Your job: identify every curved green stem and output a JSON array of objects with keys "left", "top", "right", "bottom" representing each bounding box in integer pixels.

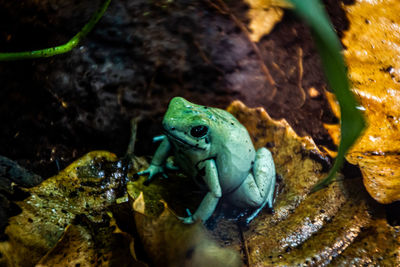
[{"left": 0, "top": 0, "right": 111, "bottom": 61}]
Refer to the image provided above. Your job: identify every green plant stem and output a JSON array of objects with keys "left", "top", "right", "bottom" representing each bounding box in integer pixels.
[
  {"left": 287, "top": 0, "right": 365, "bottom": 191},
  {"left": 0, "top": 0, "right": 111, "bottom": 61}
]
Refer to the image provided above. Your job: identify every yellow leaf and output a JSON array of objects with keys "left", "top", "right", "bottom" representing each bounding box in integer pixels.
[
  {"left": 245, "top": 0, "right": 291, "bottom": 42},
  {"left": 325, "top": 0, "right": 400, "bottom": 203}
]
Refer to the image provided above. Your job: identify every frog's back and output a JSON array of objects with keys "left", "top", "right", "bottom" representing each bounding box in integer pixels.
[{"left": 210, "top": 108, "right": 256, "bottom": 192}]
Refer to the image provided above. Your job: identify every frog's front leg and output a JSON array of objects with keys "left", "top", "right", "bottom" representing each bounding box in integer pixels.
[
  {"left": 182, "top": 159, "right": 221, "bottom": 224},
  {"left": 137, "top": 138, "right": 171, "bottom": 183}
]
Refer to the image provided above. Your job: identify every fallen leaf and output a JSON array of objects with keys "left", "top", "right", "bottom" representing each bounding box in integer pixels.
[
  {"left": 225, "top": 101, "right": 400, "bottom": 266},
  {"left": 129, "top": 190, "right": 241, "bottom": 267},
  {"left": 244, "top": 0, "right": 291, "bottom": 42},
  {"left": 324, "top": 0, "right": 400, "bottom": 204},
  {"left": 0, "top": 151, "right": 132, "bottom": 266},
  {"left": 36, "top": 219, "right": 145, "bottom": 267},
  {"left": 35, "top": 225, "right": 96, "bottom": 267}
]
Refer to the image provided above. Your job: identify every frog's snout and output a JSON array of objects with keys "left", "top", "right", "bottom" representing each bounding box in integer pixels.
[
  {"left": 169, "top": 96, "right": 192, "bottom": 108},
  {"left": 162, "top": 120, "right": 175, "bottom": 133}
]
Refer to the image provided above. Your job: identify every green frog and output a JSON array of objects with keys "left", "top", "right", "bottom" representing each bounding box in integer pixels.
[{"left": 138, "top": 97, "right": 276, "bottom": 223}]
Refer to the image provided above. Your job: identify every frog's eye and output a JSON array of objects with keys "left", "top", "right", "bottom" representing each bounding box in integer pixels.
[{"left": 190, "top": 125, "right": 208, "bottom": 138}]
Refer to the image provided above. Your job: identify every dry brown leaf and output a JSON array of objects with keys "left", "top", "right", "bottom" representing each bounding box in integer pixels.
[
  {"left": 36, "top": 220, "right": 145, "bottom": 267},
  {"left": 324, "top": 0, "right": 400, "bottom": 204},
  {"left": 245, "top": 0, "right": 291, "bottom": 42},
  {"left": 36, "top": 225, "right": 96, "bottom": 267},
  {"left": 225, "top": 101, "right": 400, "bottom": 266},
  {"left": 129, "top": 191, "right": 241, "bottom": 267}
]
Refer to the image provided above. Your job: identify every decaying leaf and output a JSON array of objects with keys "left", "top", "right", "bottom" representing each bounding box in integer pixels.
[
  {"left": 36, "top": 218, "right": 144, "bottom": 267},
  {"left": 324, "top": 0, "right": 400, "bottom": 204},
  {"left": 245, "top": 0, "right": 291, "bottom": 42},
  {"left": 226, "top": 101, "right": 400, "bottom": 266},
  {"left": 128, "top": 189, "right": 241, "bottom": 267},
  {"left": 0, "top": 151, "right": 131, "bottom": 266},
  {"left": 35, "top": 224, "right": 96, "bottom": 267}
]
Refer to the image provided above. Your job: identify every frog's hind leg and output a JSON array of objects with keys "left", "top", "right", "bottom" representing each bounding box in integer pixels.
[
  {"left": 227, "top": 147, "right": 276, "bottom": 222},
  {"left": 253, "top": 147, "right": 276, "bottom": 209}
]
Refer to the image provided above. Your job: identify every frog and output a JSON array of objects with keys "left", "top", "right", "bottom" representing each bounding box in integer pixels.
[{"left": 138, "top": 97, "right": 276, "bottom": 224}]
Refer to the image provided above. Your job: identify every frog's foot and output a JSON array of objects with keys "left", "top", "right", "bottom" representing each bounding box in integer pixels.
[
  {"left": 165, "top": 156, "right": 179, "bottom": 171},
  {"left": 178, "top": 209, "right": 195, "bottom": 224},
  {"left": 137, "top": 164, "right": 166, "bottom": 185},
  {"left": 245, "top": 198, "right": 272, "bottom": 224}
]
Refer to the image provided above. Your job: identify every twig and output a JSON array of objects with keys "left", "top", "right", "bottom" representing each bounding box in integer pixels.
[
  {"left": 271, "top": 61, "right": 287, "bottom": 80},
  {"left": 238, "top": 223, "right": 251, "bottom": 267},
  {"left": 296, "top": 47, "right": 306, "bottom": 108},
  {"left": 193, "top": 40, "right": 224, "bottom": 74},
  {"left": 125, "top": 117, "right": 140, "bottom": 158}
]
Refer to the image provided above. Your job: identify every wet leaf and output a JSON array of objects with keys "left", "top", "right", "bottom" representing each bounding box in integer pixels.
[
  {"left": 244, "top": 0, "right": 291, "bottom": 42},
  {"left": 324, "top": 0, "right": 400, "bottom": 204},
  {"left": 36, "top": 218, "right": 145, "bottom": 267},
  {"left": 127, "top": 165, "right": 202, "bottom": 218},
  {"left": 128, "top": 190, "right": 241, "bottom": 267},
  {"left": 0, "top": 151, "right": 132, "bottom": 266},
  {"left": 35, "top": 225, "right": 96, "bottom": 267},
  {"left": 226, "top": 101, "right": 400, "bottom": 266}
]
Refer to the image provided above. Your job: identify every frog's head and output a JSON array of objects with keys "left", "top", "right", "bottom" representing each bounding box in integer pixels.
[{"left": 162, "top": 97, "right": 215, "bottom": 152}]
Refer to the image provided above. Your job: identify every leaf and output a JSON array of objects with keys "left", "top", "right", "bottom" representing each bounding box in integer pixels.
[
  {"left": 324, "top": 0, "right": 400, "bottom": 204},
  {"left": 245, "top": 0, "right": 291, "bottom": 42},
  {"left": 36, "top": 220, "right": 146, "bottom": 267},
  {"left": 0, "top": 151, "right": 131, "bottom": 266},
  {"left": 35, "top": 225, "right": 95, "bottom": 267},
  {"left": 128, "top": 190, "right": 241, "bottom": 267},
  {"left": 226, "top": 101, "right": 399, "bottom": 266},
  {"left": 287, "top": 0, "right": 366, "bottom": 191}
]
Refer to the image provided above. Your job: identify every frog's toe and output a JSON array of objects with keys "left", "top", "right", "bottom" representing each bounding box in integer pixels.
[
  {"left": 180, "top": 216, "right": 195, "bottom": 224},
  {"left": 137, "top": 170, "right": 149, "bottom": 176}
]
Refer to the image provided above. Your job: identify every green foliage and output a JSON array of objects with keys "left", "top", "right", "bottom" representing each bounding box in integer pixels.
[
  {"left": 287, "top": 0, "right": 365, "bottom": 191},
  {"left": 0, "top": 0, "right": 111, "bottom": 61}
]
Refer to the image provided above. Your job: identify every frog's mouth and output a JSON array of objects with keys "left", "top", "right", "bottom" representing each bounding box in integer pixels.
[{"left": 163, "top": 128, "right": 206, "bottom": 151}]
